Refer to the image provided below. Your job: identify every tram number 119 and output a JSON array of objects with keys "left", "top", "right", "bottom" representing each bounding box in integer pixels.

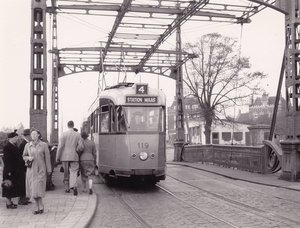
[{"left": 138, "top": 142, "right": 149, "bottom": 148}]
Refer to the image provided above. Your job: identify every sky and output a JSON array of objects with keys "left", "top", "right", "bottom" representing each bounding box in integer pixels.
[{"left": 0, "top": 1, "right": 285, "bottom": 136}]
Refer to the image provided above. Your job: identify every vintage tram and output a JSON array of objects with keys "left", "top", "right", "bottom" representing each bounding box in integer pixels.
[{"left": 81, "top": 82, "right": 166, "bottom": 184}]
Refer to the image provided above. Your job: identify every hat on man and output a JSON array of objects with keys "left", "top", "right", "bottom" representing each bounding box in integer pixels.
[
  {"left": 22, "top": 128, "right": 30, "bottom": 136},
  {"left": 7, "top": 130, "right": 18, "bottom": 138}
]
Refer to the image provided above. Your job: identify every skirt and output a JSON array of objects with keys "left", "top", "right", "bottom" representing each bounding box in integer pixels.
[{"left": 80, "top": 161, "right": 95, "bottom": 180}]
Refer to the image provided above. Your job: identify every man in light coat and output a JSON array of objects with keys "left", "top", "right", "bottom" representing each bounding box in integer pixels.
[{"left": 56, "top": 120, "right": 81, "bottom": 195}]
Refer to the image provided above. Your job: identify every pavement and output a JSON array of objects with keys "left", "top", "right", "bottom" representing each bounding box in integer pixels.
[
  {"left": 168, "top": 161, "right": 300, "bottom": 191},
  {"left": 1, "top": 160, "right": 300, "bottom": 228},
  {"left": 0, "top": 166, "right": 98, "bottom": 228}
]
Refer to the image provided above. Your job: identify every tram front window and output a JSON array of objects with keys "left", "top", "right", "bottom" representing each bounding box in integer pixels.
[{"left": 119, "top": 107, "right": 164, "bottom": 132}]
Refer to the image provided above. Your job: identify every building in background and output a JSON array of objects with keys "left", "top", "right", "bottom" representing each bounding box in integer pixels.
[{"left": 167, "top": 93, "right": 286, "bottom": 145}]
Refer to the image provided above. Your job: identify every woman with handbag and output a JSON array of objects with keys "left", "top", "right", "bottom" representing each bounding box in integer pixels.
[
  {"left": 23, "top": 128, "right": 51, "bottom": 214},
  {"left": 77, "top": 131, "right": 96, "bottom": 195},
  {"left": 2, "top": 130, "right": 27, "bottom": 209}
]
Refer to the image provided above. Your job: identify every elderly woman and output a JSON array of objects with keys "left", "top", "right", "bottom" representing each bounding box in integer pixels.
[
  {"left": 2, "top": 130, "right": 26, "bottom": 209},
  {"left": 77, "top": 131, "right": 96, "bottom": 194},
  {"left": 23, "top": 128, "right": 51, "bottom": 214}
]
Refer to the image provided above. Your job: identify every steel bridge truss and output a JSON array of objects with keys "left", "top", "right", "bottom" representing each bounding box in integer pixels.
[
  {"left": 30, "top": 0, "right": 285, "bottom": 144},
  {"left": 47, "top": 0, "right": 283, "bottom": 78}
]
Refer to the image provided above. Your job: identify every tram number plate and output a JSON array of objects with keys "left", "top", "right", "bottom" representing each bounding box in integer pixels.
[{"left": 138, "top": 142, "right": 149, "bottom": 148}]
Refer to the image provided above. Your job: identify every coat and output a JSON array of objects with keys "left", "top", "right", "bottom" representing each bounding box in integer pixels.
[
  {"left": 19, "top": 139, "right": 30, "bottom": 172},
  {"left": 2, "top": 141, "right": 26, "bottom": 198},
  {"left": 56, "top": 128, "right": 81, "bottom": 162},
  {"left": 78, "top": 139, "right": 97, "bottom": 162},
  {"left": 23, "top": 140, "right": 52, "bottom": 198}
]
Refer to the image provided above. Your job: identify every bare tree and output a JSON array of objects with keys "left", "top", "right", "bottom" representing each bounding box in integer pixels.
[{"left": 183, "top": 33, "right": 266, "bottom": 144}]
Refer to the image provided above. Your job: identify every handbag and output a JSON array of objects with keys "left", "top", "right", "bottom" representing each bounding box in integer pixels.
[
  {"left": 1, "top": 179, "right": 13, "bottom": 190},
  {"left": 25, "top": 148, "right": 34, "bottom": 168},
  {"left": 26, "top": 160, "right": 33, "bottom": 168},
  {"left": 76, "top": 140, "right": 84, "bottom": 157}
]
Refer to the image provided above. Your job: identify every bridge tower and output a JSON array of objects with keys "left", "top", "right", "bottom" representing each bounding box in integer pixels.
[
  {"left": 30, "top": 0, "right": 48, "bottom": 140},
  {"left": 276, "top": 0, "right": 300, "bottom": 181}
]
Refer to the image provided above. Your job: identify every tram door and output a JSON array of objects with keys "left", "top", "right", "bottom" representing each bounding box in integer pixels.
[{"left": 98, "top": 99, "right": 116, "bottom": 168}]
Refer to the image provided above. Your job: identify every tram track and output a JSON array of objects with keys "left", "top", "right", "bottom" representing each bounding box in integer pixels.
[
  {"left": 156, "top": 184, "right": 239, "bottom": 228},
  {"left": 110, "top": 187, "right": 152, "bottom": 228},
  {"left": 170, "top": 163, "right": 300, "bottom": 205},
  {"left": 90, "top": 163, "right": 300, "bottom": 227},
  {"left": 161, "top": 173, "right": 300, "bottom": 227},
  {"left": 109, "top": 182, "right": 240, "bottom": 228}
]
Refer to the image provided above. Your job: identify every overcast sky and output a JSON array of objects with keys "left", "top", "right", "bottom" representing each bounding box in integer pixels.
[{"left": 0, "top": 1, "right": 285, "bottom": 134}]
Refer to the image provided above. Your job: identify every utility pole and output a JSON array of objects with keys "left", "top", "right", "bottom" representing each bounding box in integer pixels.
[
  {"left": 173, "top": 4, "right": 185, "bottom": 161},
  {"left": 30, "top": 0, "right": 48, "bottom": 140}
]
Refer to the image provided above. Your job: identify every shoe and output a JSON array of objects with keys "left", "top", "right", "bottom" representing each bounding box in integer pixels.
[
  {"left": 89, "top": 189, "right": 93, "bottom": 195},
  {"left": 82, "top": 188, "right": 87, "bottom": 193},
  {"left": 39, "top": 209, "right": 44, "bottom": 214},
  {"left": 65, "top": 189, "right": 70, "bottom": 193},
  {"left": 27, "top": 201, "right": 32, "bottom": 204},
  {"left": 6, "top": 203, "right": 17, "bottom": 209},
  {"left": 73, "top": 187, "right": 78, "bottom": 196},
  {"left": 18, "top": 201, "right": 28, "bottom": 205},
  {"left": 33, "top": 210, "right": 40, "bottom": 215}
]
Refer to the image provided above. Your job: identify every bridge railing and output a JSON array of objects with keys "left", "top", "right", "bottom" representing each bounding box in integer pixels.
[{"left": 181, "top": 144, "right": 268, "bottom": 174}]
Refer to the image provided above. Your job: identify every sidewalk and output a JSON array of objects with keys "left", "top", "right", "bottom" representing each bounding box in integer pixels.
[
  {"left": 0, "top": 167, "right": 98, "bottom": 228},
  {"left": 168, "top": 161, "right": 300, "bottom": 191}
]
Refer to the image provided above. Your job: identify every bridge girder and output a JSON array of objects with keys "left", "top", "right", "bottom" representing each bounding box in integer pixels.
[
  {"left": 30, "top": 0, "right": 286, "bottom": 144},
  {"left": 47, "top": 0, "right": 283, "bottom": 79}
]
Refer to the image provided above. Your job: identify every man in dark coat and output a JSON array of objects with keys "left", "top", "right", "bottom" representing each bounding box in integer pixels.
[
  {"left": 2, "top": 130, "right": 26, "bottom": 208},
  {"left": 18, "top": 128, "right": 32, "bottom": 204}
]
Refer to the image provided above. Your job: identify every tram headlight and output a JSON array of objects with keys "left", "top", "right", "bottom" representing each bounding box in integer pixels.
[{"left": 139, "top": 152, "right": 148, "bottom": 161}]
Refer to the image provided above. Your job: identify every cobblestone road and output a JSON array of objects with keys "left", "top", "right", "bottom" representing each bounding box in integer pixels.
[{"left": 88, "top": 160, "right": 300, "bottom": 228}]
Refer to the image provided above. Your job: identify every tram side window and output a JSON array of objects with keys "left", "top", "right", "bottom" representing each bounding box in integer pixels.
[
  {"left": 116, "top": 106, "right": 127, "bottom": 132},
  {"left": 101, "top": 105, "right": 109, "bottom": 132},
  {"left": 94, "top": 109, "right": 99, "bottom": 133},
  {"left": 90, "top": 113, "right": 94, "bottom": 133}
]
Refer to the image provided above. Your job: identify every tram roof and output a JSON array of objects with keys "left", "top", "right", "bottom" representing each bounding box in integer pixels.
[{"left": 92, "top": 83, "right": 166, "bottom": 109}]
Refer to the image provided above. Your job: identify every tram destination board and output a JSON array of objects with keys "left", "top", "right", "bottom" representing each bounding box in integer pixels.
[{"left": 126, "top": 96, "right": 157, "bottom": 103}]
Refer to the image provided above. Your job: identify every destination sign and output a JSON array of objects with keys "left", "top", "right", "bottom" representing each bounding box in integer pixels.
[{"left": 126, "top": 96, "right": 157, "bottom": 103}]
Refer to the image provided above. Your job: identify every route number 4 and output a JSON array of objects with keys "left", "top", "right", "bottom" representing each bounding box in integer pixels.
[{"left": 136, "top": 84, "right": 148, "bottom": 94}]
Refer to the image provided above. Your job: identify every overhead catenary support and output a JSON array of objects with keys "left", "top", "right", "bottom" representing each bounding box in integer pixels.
[
  {"left": 50, "top": 3, "right": 59, "bottom": 144},
  {"left": 30, "top": 0, "right": 48, "bottom": 140},
  {"left": 173, "top": 2, "right": 185, "bottom": 162},
  {"left": 279, "top": 0, "right": 300, "bottom": 181}
]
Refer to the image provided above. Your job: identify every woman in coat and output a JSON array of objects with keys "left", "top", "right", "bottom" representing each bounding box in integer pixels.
[
  {"left": 23, "top": 128, "right": 51, "bottom": 214},
  {"left": 77, "top": 131, "right": 96, "bottom": 195},
  {"left": 2, "top": 130, "right": 26, "bottom": 209}
]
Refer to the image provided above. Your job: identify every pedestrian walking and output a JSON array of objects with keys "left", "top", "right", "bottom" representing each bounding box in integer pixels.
[
  {"left": 1, "top": 130, "right": 27, "bottom": 209},
  {"left": 77, "top": 131, "right": 96, "bottom": 195},
  {"left": 56, "top": 120, "right": 81, "bottom": 195},
  {"left": 23, "top": 128, "right": 52, "bottom": 214},
  {"left": 46, "top": 145, "right": 57, "bottom": 191},
  {"left": 18, "top": 128, "right": 33, "bottom": 204}
]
